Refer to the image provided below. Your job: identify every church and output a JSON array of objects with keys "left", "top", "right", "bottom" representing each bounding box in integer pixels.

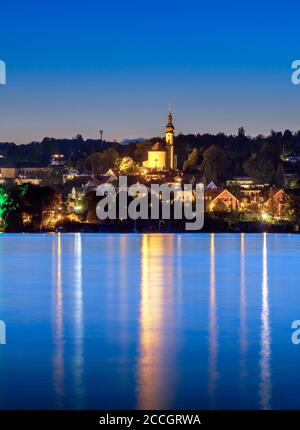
[{"left": 143, "top": 111, "right": 176, "bottom": 171}]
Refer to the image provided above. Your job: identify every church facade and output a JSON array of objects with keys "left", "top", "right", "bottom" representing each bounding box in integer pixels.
[{"left": 143, "top": 111, "right": 176, "bottom": 171}]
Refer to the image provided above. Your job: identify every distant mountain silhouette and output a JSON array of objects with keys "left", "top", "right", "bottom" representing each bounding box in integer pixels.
[{"left": 121, "top": 138, "right": 146, "bottom": 145}]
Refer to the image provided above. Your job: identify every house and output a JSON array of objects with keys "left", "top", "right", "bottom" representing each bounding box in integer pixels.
[
  {"left": 227, "top": 176, "right": 271, "bottom": 210},
  {"left": 103, "top": 169, "right": 118, "bottom": 181},
  {"left": 263, "top": 188, "right": 291, "bottom": 217},
  {"left": 226, "top": 176, "right": 269, "bottom": 189},
  {"left": 67, "top": 186, "right": 85, "bottom": 213},
  {"left": 205, "top": 188, "right": 239, "bottom": 212},
  {"left": 67, "top": 175, "right": 114, "bottom": 213},
  {"left": 50, "top": 154, "right": 65, "bottom": 167}
]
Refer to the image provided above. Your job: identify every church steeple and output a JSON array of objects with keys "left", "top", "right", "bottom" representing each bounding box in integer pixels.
[
  {"left": 165, "top": 109, "right": 175, "bottom": 170},
  {"left": 166, "top": 109, "right": 175, "bottom": 133}
]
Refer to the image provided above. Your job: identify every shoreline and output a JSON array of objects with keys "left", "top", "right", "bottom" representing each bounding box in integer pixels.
[{"left": 2, "top": 226, "right": 297, "bottom": 234}]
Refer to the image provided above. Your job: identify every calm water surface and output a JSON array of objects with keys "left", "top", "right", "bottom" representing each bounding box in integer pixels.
[{"left": 0, "top": 233, "right": 299, "bottom": 409}]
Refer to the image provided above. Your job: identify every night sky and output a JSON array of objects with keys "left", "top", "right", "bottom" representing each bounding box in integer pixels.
[{"left": 0, "top": 0, "right": 300, "bottom": 143}]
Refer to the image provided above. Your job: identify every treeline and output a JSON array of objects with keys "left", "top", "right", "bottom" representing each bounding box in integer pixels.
[
  {"left": 0, "top": 184, "right": 61, "bottom": 231},
  {"left": 1, "top": 129, "right": 300, "bottom": 185},
  {"left": 0, "top": 135, "right": 118, "bottom": 166},
  {"left": 176, "top": 128, "right": 299, "bottom": 185}
]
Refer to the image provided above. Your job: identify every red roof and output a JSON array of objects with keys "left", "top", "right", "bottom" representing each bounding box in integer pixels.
[{"left": 151, "top": 141, "right": 166, "bottom": 151}]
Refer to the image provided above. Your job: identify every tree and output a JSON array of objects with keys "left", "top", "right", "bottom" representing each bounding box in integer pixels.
[
  {"left": 289, "top": 191, "right": 300, "bottom": 227},
  {"left": 74, "top": 134, "right": 84, "bottom": 141},
  {"left": 243, "top": 142, "right": 281, "bottom": 184},
  {"left": 41, "top": 168, "right": 64, "bottom": 186},
  {"left": 83, "top": 190, "right": 99, "bottom": 223},
  {"left": 85, "top": 148, "right": 119, "bottom": 175},
  {"left": 134, "top": 141, "right": 151, "bottom": 163},
  {"left": 183, "top": 148, "right": 199, "bottom": 172},
  {"left": 0, "top": 185, "right": 62, "bottom": 231},
  {"left": 116, "top": 156, "right": 139, "bottom": 174},
  {"left": 200, "top": 145, "right": 231, "bottom": 184},
  {"left": 243, "top": 155, "right": 274, "bottom": 184},
  {"left": 274, "top": 163, "right": 285, "bottom": 187},
  {"left": 17, "top": 185, "right": 62, "bottom": 230},
  {"left": 85, "top": 153, "right": 103, "bottom": 174},
  {"left": 0, "top": 187, "right": 19, "bottom": 229},
  {"left": 213, "top": 200, "right": 227, "bottom": 212},
  {"left": 238, "top": 127, "right": 245, "bottom": 137}
]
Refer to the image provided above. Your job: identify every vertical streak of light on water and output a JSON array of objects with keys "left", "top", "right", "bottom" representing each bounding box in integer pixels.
[
  {"left": 240, "top": 233, "right": 247, "bottom": 380},
  {"left": 73, "top": 233, "right": 84, "bottom": 407},
  {"left": 259, "top": 233, "right": 272, "bottom": 409},
  {"left": 53, "top": 233, "right": 64, "bottom": 405},
  {"left": 137, "top": 234, "right": 175, "bottom": 409},
  {"left": 208, "top": 233, "right": 218, "bottom": 406}
]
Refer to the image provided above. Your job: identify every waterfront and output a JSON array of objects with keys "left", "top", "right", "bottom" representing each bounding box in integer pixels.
[{"left": 0, "top": 233, "right": 299, "bottom": 409}]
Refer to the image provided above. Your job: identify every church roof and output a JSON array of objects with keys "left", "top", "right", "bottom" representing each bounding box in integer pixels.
[{"left": 151, "top": 141, "right": 166, "bottom": 151}]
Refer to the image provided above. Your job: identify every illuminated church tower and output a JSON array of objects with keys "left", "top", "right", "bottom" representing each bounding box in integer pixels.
[
  {"left": 142, "top": 110, "right": 176, "bottom": 171},
  {"left": 165, "top": 110, "right": 175, "bottom": 170}
]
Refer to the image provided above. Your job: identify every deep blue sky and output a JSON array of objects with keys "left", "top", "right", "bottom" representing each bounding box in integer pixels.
[{"left": 0, "top": 0, "right": 300, "bottom": 143}]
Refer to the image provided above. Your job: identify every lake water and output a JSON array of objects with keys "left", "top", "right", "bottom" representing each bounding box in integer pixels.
[{"left": 0, "top": 233, "right": 299, "bottom": 410}]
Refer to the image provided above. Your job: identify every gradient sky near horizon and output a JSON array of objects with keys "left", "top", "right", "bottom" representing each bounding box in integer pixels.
[{"left": 0, "top": 0, "right": 300, "bottom": 144}]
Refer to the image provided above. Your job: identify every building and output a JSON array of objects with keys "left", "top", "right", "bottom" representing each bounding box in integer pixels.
[
  {"left": 205, "top": 188, "right": 240, "bottom": 212},
  {"left": 226, "top": 176, "right": 268, "bottom": 189},
  {"left": 50, "top": 153, "right": 65, "bottom": 167},
  {"left": 165, "top": 110, "right": 175, "bottom": 170},
  {"left": 63, "top": 170, "right": 91, "bottom": 184},
  {"left": 143, "top": 111, "right": 176, "bottom": 171},
  {"left": 67, "top": 187, "right": 84, "bottom": 213},
  {"left": 227, "top": 176, "right": 270, "bottom": 210},
  {"left": 0, "top": 166, "right": 50, "bottom": 180},
  {"left": 234, "top": 186, "right": 292, "bottom": 219},
  {"left": 0, "top": 167, "right": 18, "bottom": 179},
  {"left": 67, "top": 174, "right": 116, "bottom": 213},
  {"left": 262, "top": 188, "right": 291, "bottom": 217},
  {"left": 15, "top": 178, "right": 42, "bottom": 186},
  {"left": 143, "top": 142, "right": 167, "bottom": 171}
]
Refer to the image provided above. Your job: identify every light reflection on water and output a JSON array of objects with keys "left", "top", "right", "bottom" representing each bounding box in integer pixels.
[
  {"left": 53, "top": 232, "right": 64, "bottom": 403},
  {"left": 240, "top": 233, "right": 247, "bottom": 381},
  {"left": 0, "top": 233, "right": 299, "bottom": 409},
  {"left": 208, "top": 233, "right": 217, "bottom": 406},
  {"left": 259, "top": 233, "right": 271, "bottom": 410},
  {"left": 137, "top": 235, "right": 176, "bottom": 409},
  {"left": 73, "top": 233, "right": 84, "bottom": 407}
]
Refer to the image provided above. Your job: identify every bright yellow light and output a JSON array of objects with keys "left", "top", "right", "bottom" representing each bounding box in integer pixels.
[{"left": 261, "top": 212, "right": 268, "bottom": 220}]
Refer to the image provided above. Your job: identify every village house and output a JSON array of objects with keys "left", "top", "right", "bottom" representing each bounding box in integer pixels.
[
  {"left": 226, "top": 176, "right": 269, "bottom": 190},
  {"left": 262, "top": 188, "right": 291, "bottom": 218},
  {"left": 205, "top": 188, "right": 240, "bottom": 212}
]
